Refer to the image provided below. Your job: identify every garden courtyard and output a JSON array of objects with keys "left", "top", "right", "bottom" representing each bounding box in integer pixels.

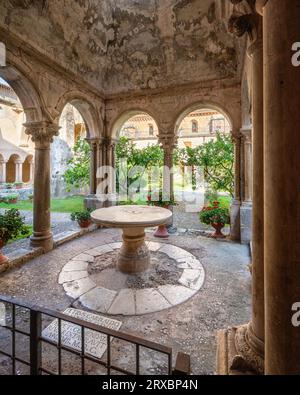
[{"left": 1, "top": 0, "right": 299, "bottom": 377}]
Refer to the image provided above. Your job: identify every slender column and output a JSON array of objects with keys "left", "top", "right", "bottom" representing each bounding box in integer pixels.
[
  {"left": 0, "top": 160, "right": 7, "bottom": 183},
  {"left": 15, "top": 159, "right": 23, "bottom": 183},
  {"left": 263, "top": 0, "right": 300, "bottom": 375},
  {"left": 163, "top": 145, "right": 175, "bottom": 201},
  {"left": 241, "top": 129, "right": 252, "bottom": 204},
  {"left": 248, "top": 33, "right": 265, "bottom": 362},
  {"left": 28, "top": 159, "right": 34, "bottom": 183},
  {"left": 25, "top": 122, "right": 59, "bottom": 252},
  {"left": 230, "top": 133, "right": 242, "bottom": 241},
  {"left": 240, "top": 128, "right": 253, "bottom": 244},
  {"left": 87, "top": 138, "right": 98, "bottom": 195},
  {"left": 217, "top": 2, "right": 265, "bottom": 375}
]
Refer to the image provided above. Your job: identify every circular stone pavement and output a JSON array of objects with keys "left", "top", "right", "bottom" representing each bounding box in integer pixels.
[{"left": 59, "top": 242, "right": 205, "bottom": 316}]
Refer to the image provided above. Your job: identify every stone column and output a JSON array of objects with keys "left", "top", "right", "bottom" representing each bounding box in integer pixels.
[
  {"left": 28, "top": 159, "right": 34, "bottom": 183},
  {"left": 262, "top": 0, "right": 300, "bottom": 375},
  {"left": 217, "top": 2, "right": 265, "bottom": 375},
  {"left": 0, "top": 160, "right": 7, "bottom": 183},
  {"left": 230, "top": 133, "right": 242, "bottom": 241},
  {"left": 15, "top": 159, "right": 23, "bottom": 183},
  {"left": 87, "top": 138, "right": 98, "bottom": 196},
  {"left": 240, "top": 129, "right": 253, "bottom": 243},
  {"left": 25, "top": 122, "right": 59, "bottom": 252},
  {"left": 162, "top": 144, "right": 175, "bottom": 201},
  {"left": 247, "top": 31, "right": 265, "bottom": 366}
]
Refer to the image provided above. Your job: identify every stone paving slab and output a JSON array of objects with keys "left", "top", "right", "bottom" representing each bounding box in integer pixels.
[
  {"left": 136, "top": 289, "right": 171, "bottom": 315},
  {"left": 79, "top": 287, "right": 117, "bottom": 313},
  {"left": 108, "top": 289, "right": 136, "bottom": 316},
  {"left": 179, "top": 269, "right": 205, "bottom": 291},
  {"left": 63, "top": 277, "right": 96, "bottom": 300},
  {"left": 58, "top": 270, "right": 88, "bottom": 284},
  {"left": 158, "top": 285, "right": 195, "bottom": 306}
]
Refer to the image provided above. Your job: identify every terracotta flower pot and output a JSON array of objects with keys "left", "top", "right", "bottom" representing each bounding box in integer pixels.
[
  {"left": 154, "top": 224, "right": 169, "bottom": 238},
  {"left": 211, "top": 222, "right": 226, "bottom": 238},
  {"left": 78, "top": 219, "right": 92, "bottom": 228},
  {"left": 9, "top": 199, "right": 18, "bottom": 204},
  {"left": 0, "top": 239, "right": 9, "bottom": 266}
]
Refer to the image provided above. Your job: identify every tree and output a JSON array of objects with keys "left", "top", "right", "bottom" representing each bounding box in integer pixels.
[
  {"left": 116, "top": 137, "right": 164, "bottom": 200},
  {"left": 198, "top": 133, "right": 234, "bottom": 197},
  {"left": 64, "top": 137, "right": 91, "bottom": 192}
]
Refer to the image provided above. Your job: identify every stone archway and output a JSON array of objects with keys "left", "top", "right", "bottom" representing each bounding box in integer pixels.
[
  {"left": 6, "top": 154, "right": 20, "bottom": 183},
  {"left": 22, "top": 154, "right": 34, "bottom": 184}
]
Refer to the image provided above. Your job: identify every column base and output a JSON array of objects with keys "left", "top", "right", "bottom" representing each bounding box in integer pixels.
[
  {"left": 30, "top": 232, "right": 53, "bottom": 252},
  {"left": 216, "top": 324, "right": 264, "bottom": 375},
  {"left": 230, "top": 199, "right": 241, "bottom": 241},
  {"left": 240, "top": 201, "right": 252, "bottom": 244}
]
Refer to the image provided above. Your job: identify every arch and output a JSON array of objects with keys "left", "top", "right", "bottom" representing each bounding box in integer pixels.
[
  {"left": 174, "top": 101, "right": 234, "bottom": 137},
  {"left": 111, "top": 109, "right": 160, "bottom": 140},
  {"left": 22, "top": 154, "right": 34, "bottom": 183},
  {"left": 6, "top": 153, "right": 21, "bottom": 183},
  {"left": 0, "top": 62, "right": 45, "bottom": 124},
  {"left": 54, "top": 92, "right": 101, "bottom": 139}
]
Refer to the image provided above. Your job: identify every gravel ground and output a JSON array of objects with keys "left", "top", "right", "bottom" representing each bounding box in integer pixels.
[{"left": 0, "top": 228, "right": 251, "bottom": 375}]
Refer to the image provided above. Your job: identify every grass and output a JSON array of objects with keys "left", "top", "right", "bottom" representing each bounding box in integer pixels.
[
  {"left": 0, "top": 196, "right": 85, "bottom": 213},
  {"left": 7, "top": 225, "right": 33, "bottom": 245}
]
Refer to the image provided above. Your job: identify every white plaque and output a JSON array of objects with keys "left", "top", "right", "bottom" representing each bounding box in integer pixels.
[{"left": 42, "top": 308, "right": 122, "bottom": 359}]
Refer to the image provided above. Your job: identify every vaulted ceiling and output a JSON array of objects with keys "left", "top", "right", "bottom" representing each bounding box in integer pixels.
[{"left": 0, "top": 0, "right": 243, "bottom": 96}]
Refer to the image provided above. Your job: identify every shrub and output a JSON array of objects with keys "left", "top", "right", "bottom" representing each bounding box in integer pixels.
[
  {"left": 200, "top": 201, "right": 230, "bottom": 226},
  {"left": 70, "top": 209, "right": 92, "bottom": 222},
  {"left": 0, "top": 209, "right": 30, "bottom": 245}
]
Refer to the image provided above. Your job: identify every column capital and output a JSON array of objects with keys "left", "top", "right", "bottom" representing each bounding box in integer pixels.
[
  {"left": 14, "top": 158, "right": 24, "bottom": 165},
  {"left": 24, "top": 121, "right": 60, "bottom": 147},
  {"left": 159, "top": 135, "right": 177, "bottom": 151},
  {"left": 228, "top": 0, "right": 262, "bottom": 54},
  {"left": 240, "top": 128, "right": 252, "bottom": 143},
  {"left": 231, "top": 132, "right": 243, "bottom": 144}
]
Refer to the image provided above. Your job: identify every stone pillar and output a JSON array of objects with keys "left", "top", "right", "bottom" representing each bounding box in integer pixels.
[
  {"left": 15, "top": 159, "right": 23, "bottom": 183},
  {"left": 28, "top": 159, "right": 34, "bottom": 183},
  {"left": 0, "top": 160, "right": 7, "bottom": 183},
  {"left": 240, "top": 129, "right": 253, "bottom": 243},
  {"left": 87, "top": 138, "right": 98, "bottom": 195},
  {"left": 25, "top": 122, "right": 59, "bottom": 252},
  {"left": 248, "top": 31, "right": 265, "bottom": 367},
  {"left": 162, "top": 144, "right": 175, "bottom": 201},
  {"left": 263, "top": 0, "right": 300, "bottom": 375},
  {"left": 217, "top": 2, "right": 265, "bottom": 375},
  {"left": 230, "top": 133, "right": 242, "bottom": 241}
]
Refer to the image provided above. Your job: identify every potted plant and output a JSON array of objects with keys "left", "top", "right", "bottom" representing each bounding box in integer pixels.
[
  {"left": 5, "top": 183, "right": 13, "bottom": 190},
  {"left": 14, "top": 182, "right": 23, "bottom": 190},
  {"left": 71, "top": 209, "right": 92, "bottom": 228},
  {"left": 6, "top": 194, "right": 18, "bottom": 204},
  {"left": 199, "top": 201, "right": 230, "bottom": 238},
  {"left": 28, "top": 194, "right": 34, "bottom": 202},
  {"left": 0, "top": 209, "right": 30, "bottom": 265},
  {"left": 147, "top": 191, "right": 175, "bottom": 238}
]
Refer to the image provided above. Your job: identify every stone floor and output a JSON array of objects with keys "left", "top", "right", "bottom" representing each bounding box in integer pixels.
[{"left": 0, "top": 227, "right": 251, "bottom": 375}]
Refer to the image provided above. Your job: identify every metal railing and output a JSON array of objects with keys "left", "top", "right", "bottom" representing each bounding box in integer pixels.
[{"left": 0, "top": 295, "right": 190, "bottom": 375}]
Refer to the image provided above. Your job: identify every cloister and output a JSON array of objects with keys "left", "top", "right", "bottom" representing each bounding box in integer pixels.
[{"left": 0, "top": 0, "right": 299, "bottom": 376}]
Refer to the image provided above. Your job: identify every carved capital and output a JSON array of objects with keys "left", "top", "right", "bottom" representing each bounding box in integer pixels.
[
  {"left": 24, "top": 121, "right": 60, "bottom": 148},
  {"left": 241, "top": 128, "right": 252, "bottom": 143},
  {"left": 228, "top": 0, "right": 262, "bottom": 46}
]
